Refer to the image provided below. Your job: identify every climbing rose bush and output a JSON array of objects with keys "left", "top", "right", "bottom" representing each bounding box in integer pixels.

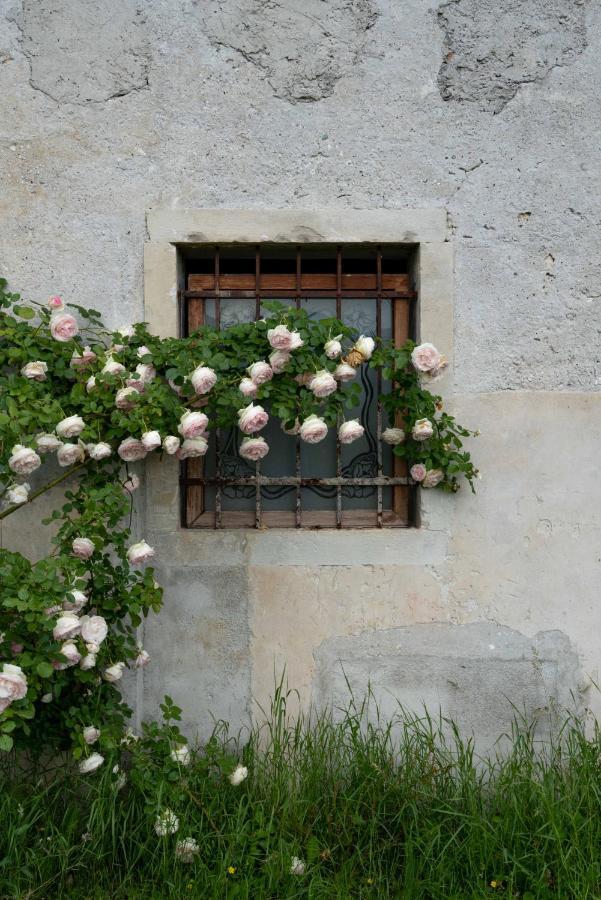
[{"left": 0, "top": 278, "right": 477, "bottom": 761}]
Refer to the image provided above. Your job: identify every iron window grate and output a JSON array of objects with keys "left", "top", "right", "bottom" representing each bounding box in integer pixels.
[{"left": 180, "top": 244, "right": 416, "bottom": 529}]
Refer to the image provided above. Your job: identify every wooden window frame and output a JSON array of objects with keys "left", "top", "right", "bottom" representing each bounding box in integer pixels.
[{"left": 180, "top": 244, "right": 416, "bottom": 530}]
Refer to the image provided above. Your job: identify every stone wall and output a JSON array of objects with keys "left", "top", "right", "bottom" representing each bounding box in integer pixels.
[{"left": 1, "top": 0, "right": 600, "bottom": 745}]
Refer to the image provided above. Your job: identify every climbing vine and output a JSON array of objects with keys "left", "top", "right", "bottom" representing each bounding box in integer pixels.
[{"left": 0, "top": 278, "right": 477, "bottom": 765}]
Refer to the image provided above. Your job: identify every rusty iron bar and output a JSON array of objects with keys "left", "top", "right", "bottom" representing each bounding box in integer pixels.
[
  {"left": 376, "top": 246, "right": 383, "bottom": 528},
  {"left": 182, "top": 475, "right": 412, "bottom": 487},
  {"left": 214, "top": 246, "right": 222, "bottom": 529},
  {"left": 183, "top": 289, "right": 415, "bottom": 300},
  {"left": 336, "top": 246, "right": 343, "bottom": 528},
  {"left": 295, "top": 246, "right": 302, "bottom": 528}
]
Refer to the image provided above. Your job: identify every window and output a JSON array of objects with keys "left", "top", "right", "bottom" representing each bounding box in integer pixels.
[{"left": 180, "top": 244, "right": 416, "bottom": 529}]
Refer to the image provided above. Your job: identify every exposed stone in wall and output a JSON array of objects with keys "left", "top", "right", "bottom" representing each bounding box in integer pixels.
[
  {"left": 14, "top": 0, "right": 150, "bottom": 104},
  {"left": 437, "top": 0, "right": 589, "bottom": 113},
  {"left": 197, "top": 0, "right": 379, "bottom": 103}
]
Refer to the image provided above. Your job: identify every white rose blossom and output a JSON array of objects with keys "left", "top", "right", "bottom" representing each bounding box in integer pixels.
[
  {"left": 57, "top": 641, "right": 81, "bottom": 668},
  {"left": 127, "top": 541, "right": 155, "bottom": 566},
  {"left": 115, "top": 386, "right": 139, "bottom": 410},
  {"left": 80, "top": 615, "right": 108, "bottom": 646},
  {"left": 56, "top": 416, "right": 85, "bottom": 439},
  {"left": 155, "top": 809, "right": 179, "bottom": 837},
  {"left": 21, "top": 360, "right": 48, "bottom": 381},
  {"left": 170, "top": 744, "right": 191, "bottom": 766},
  {"left": 141, "top": 431, "right": 161, "bottom": 452},
  {"left": 422, "top": 469, "right": 445, "bottom": 488},
  {"left": 103, "top": 662, "right": 126, "bottom": 683},
  {"left": 79, "top": 753, "right": 104, "bottom": 774},
  {"left": 53, "top": 613, "right": 81, "bottom": 641},
  {"left": 102, "top": 357, "right": 126, "bottom": 376},
  {"left": 228, "top": 764, "right": 248, "bottom": 786},
  {"left": 87, "top": 442, "right": 112, "bottom": 461},
  {"left": 177, "top": 438, "right": 208, "bottom": 459},
  {"left": 117, "top": 437, "right": 147, "bottom": 462},
  {"left": 178, "top": 410, "right": 208, "bottom": 439},
  {"left": 80, "top": 653, "right": 96, "bottom": 671},
  {"left": 354, "top": 335, "right": 375, "bottom": 360},
  {"left": 123, "top": 474, "right": 141, "bottom": 495},
  {"left": 162, "top": 435, "right": 180, "bottom": 455},
  {"left": 62, "top": 589, "right": 88, "bottom": 612},
  {"left": 135, "top": 362, "right": 156, "bottom": 383},
  {"left": 0, "top": 663, "right": 27, "bottom": 714},
  {"left": 136, "top": 345, "right": 151, "bottom": 359},
  {"left": 8, "top": 445, "right": 41, "bottom": 476},
  {"left": 290, "top": 857, "right": 306, "bottom": 876},
  {"left": 239, "top": 377, "right": 258, "bottom": 398},
  {"left": 269, "top": 349, "right": 290, "bottom": 374},
  {"left": 334, "top": 363, "right": 356, "bottom": 382},
  {"left": 299, "top": 415, "right": 328, "bottom": 444},
  {"left": 135, "top": 649, "right": 150, "bottom": 667},
  {"left": 338, "top": 420, "right": 364, "bottom": 444},
  {"left": 324, "top": 335, "right": 343, "bottom": 359},
  {"left": 175, "top": 837, "right": 200, "bottom": 863},
  {"left": 381, "top": 427, "right": 405, "bottom": 445},
  {"left": 118, "top": 324, "right": 135, "bottom": 338},
  {"left": 6, "top": 483, "right": 29, "bottom": 505},
  {"left": 57, "top": 442, "right": 85, "bottom": 467},
  {"left": 36, "top": 433, "right": 62, "bottom": 453},
  {"left": 86, "top": 375, "right": 96, "bottom": 392},
  {"left": 239, "top": 436, "right": 269, "bottom": 462},
  {"left": 267, "top": 324, "right": 303, "bottom": 351},
  {"left": 412, "top": 418, "right": 434, "bottom": 441},
  {"left": 83, "top": 726, "right": 100, "bottom": 745}
]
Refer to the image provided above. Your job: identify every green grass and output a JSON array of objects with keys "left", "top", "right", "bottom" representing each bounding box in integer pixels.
[{"left": 2, "top": 686, "right": 601, "bottom": 899}]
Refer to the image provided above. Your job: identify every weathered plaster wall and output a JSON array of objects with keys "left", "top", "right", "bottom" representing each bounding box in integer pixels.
[{"left": 1, "top": 0, "right": 601, "bottom": 742}]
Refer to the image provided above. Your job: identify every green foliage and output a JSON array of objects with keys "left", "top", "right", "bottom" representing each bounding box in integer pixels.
[{"left": 0, "top": 690, "right": 600, "bottom": 898}]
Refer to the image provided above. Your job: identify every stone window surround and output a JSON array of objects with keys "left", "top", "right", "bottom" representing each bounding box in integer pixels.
[{"left": 143, "top": 208, "right": 453, "bottom": 567}]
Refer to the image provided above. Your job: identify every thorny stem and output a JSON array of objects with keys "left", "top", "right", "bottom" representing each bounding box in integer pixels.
[{"left": 0, "top": 463, "right": 88, "bottom": 521}]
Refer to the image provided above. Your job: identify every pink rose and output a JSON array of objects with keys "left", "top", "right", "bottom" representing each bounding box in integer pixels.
[
  {"left": 0, "top": 663, "right": 27, "bottom": 713},
  {"left": 50, "top": 313, "right": 78, "bottom": 342},
  {"left": 239, "top": 377, "right": 258, "bottom": 398},
  {"left": 70, "top": 346, "right": 96, "bottom": 367},
  {"left": 53, "top": 613, "right": 81, "bottom": 641},
  {"left": 135, "top": 363, "right": 156, "bottom": 383},
  {"left": 125, "top": 375, "right": 145, "bottom": 392},
  {"left": 47, "top": 295, "right": 64, "bottom": 311},
  {"left": 135, "top": 649, "right": 150, "bottom": 668},
  {"left": 136, "top": 345, "right": 151, "bottom": 359},
  {"left": 21, "top": 361, "right": 48, "bottom": 381},
  {"left": 309, "top": 370, "right": 337, "bottom": 399},
  {"left": 338, "top": 420, "right": 364, "bottom": 444},
  {"left": 299, "top": 415, "right": 328, "bottom": 444},
  {"left": 412, "top": 419, "right": 434, "bottom": 441},
  {"left": 238, "top": 403, "right": 268, "bottom": 434},
  {"left": 422, "top": 469, "right": 444, "bottom": 488},
  {"left": 177, "top": 438, "right": 208, "bottom": 459},
  {"left": 334, "top": 363, "right": 356, "bottom": 382},
  {"left": 247, "top": 361, "right": 273, "bottom": 385},
  {"left": 239, "top": 436, "right": 269, "bottom": 461},
  {"left": 103, "top": 663, "right": 125, "bottom": 683},
  {"left": 11, "top": 642, "right": 23, "bottom": 655},
  {"left": 8, "top": 445, "right": 41, "bottom": 476},
  {"left": 72, "top": 537, "right": 95, "bottom": 559},
  {"left": 178, "top": 410, "right": 209, "bottom": 439},
  {"left": 118, "top": 437, "right": 147, "bottom": 461},
  {"left": 190, "top": 365, "right": 217, "bottom": 394},
  {"left": 411, "top": 343, "right": 442, "bottom": 374},
  {"left": 269, "top": 349, "right": 290, "bottom": 374},
  {"left": 62, "top": 589, "right": 88, "bottom": 612},
  {"left": 57, "top": 442, "right": 85, "bottom": 466},
  {"left": 267, "top": 324, "right": 303, "bottom": 351},
  {"left": 83, "top": 726, "right": 100, "bottom": 744},
  {"left": 141, "top": 430, "right": 161, "bottom": 451},
  {"left": 122, "top": 476, "right": 140, "bottom": 497},
  {"left": 115, "top": 386, "right": 139, "bottom": 410},
  {"left": 410, "top": 463, "right": 427, "bottom": 483},
  {"left": 126, "top": 540, "right": 155, "bottom": 566}
]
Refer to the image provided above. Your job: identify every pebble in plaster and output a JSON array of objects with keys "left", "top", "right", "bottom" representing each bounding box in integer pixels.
[
  {"left": 437, "top": 0, "right": 589, "bottom": 113},
  {"left": 14, "top": 0, "right": 150, "bottom": 104},
  {"left": 197, "top": 0, "right": 379, "bottom": 103}
]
